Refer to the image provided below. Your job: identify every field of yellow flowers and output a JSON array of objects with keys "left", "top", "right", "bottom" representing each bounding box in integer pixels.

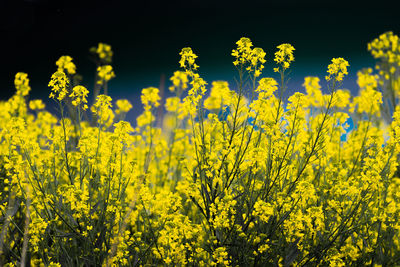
[{"left": 1, "top": 32, "right": 400, "bottom": 266}]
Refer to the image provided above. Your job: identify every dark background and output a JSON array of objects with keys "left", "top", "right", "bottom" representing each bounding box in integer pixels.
[{"left": 1, "top": 0, "right": 399, "bottom": 119}]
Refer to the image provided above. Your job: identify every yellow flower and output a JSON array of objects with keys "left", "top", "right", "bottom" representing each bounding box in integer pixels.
[
  {"left": 141, "top": 87, "right": 160, "bottom": 110},
  {"left": 116, "top": 99, "right": 133, "bottom": 114},
  {"left": 181, "top": 73, "right": 207, "bottom": 117},
  {"left": 231, "top": 37, "right": 266, "bottom": 76},
  {"left": 356, "top": 68, "right": 378, "bottom": 89},
  {"left": 91, "top": 94, "right": 114, "bottom": 125},
  {"left": 204, "top": 81, "right": 233, "bottom": 110},
  {"left": 332, "top": 89, "right": 350, "bottom": 108},
  {"left": 248, "top": 47, "right": 267, "bottom": 77},
  {"left": 113, "top": 120, "right": 134, "bottom": 145},
  {"left": 165, "top": 97, "right": 180, "bottom": 112},
  {"left": 136, "top": 110, "right": 154, "bottom": 127},
  {"left": 92, "top": 94, "right": 112, "bottom": 111},
  {"left": 212, "top": 247, "right": 230, "bottom": 266},
  {"left": 325, "top": 57, "right": 349, "bottom": 82},
  {"left": 48, "top": 71, "right": 69, "bottom": 101},
  {"left": 256, "top": 77, "right": 278, "bottom": 95},
  {"left": 96, "top": 42, "right": 113, "bottom": 63},
  {"left": 350, "top": 69, "right": 383, "bottom": 116},
  {"left": 97, "top": 65, "right": 115, "bottom": 85},
  {"left": 169, "top": 70, "right": 189, "bottom": 93},
  {"left": 232, "top": 37, "right": 253, "bottom": 66},
  {"left": 29, "top": 99, "right": 45, "bottom": 110},
  {"left": 55, "top": 55, "right": 76, "bottom": 75},
  {"left": 303, "top": 76, "right": 323, "bottom": 107},
  {"left": 69, "top": 85, "right": 89, "bottom": 110},
  {"left": 368, "top": 31, "right": 400, "bottom": 65},
  {"left": 179, "top": 47, "right": 199, "bottom": 70},
  {"left": 14, "top": 72, "right": 31, "bottom": 96},
  {"left": 253, "top": 200, "right": 274, "bottom": 223},
  {"left": 274, "top": 43, "right": 295, "bottom": 72}
]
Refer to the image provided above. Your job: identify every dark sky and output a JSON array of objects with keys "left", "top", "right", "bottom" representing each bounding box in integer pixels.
[{"left": 1, "top": 0, "right": 399, "bottom": 116}]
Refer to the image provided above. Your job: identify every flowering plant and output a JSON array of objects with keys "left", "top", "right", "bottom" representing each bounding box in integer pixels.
[{"left": 1, "top": 33, "right": 400, "bottom": 266}]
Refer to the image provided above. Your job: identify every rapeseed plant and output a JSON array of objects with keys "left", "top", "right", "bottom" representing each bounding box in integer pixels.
[{"left": 1, "top": 33, "right": 400, "bottom": 266}]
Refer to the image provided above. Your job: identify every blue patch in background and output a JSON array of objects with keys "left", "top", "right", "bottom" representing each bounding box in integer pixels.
[{"left": 341, "top": 116, "right": 354, "bottom": 141}]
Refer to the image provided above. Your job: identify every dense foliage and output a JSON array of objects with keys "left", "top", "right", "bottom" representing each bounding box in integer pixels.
[{"left": 1, "top": 33, "right": 400, "bottom": 266}]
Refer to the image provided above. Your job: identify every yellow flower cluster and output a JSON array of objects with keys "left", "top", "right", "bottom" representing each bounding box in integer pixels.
[
  {"left": 113, "top": 120, "right": 134, "bottom": 145},
  {"left": 204, "top": 81, "right": 234, "bottom": 110},
  {"left": 96, "top": 42, "right": 113, "bottom": 63},
  {"left": 29, "top": 99, "right": 45, "bottom": 110},
  {"left": 253, "top": 200, "right": 274, "bottom": 222},
  {"left": 141, "top": 87, "right": 160, "bottom": 110},
  {"left": 55, "top": 55, "right": 76, "bottom": 75},
  {"left": 92, "top": 94, "right": 112, "bottom": 111},
  {"left": 367, "top": 32, "right": 400, "bottom": 121},
  {"left": 350, "top": 68, "right": 383, "bottom": 116},
  {"left": 97, "top": 65, "right": 115, "bottom": 85},
  {"left": 169, "top": 70, "right": 189, "bottom": 94},
  {"left": 273, "top": 43, "right": 295, "bottom": 72},
  {"left": 368, "top": 31, "right": 400, "bottom": 65},
  {"left": 232, "top": 37, "right": 266, "bottom": 77},
  {"left": 91, "top": 94, "right": 113, "bottom": 125},
  {"left": 1, "top": 34, "right": 400, "bottom": 267},
  {"left": 179, "top": 47, "right": 199, "bottom": 70},
  {"left": 70, "top": 85, "right": 89, "bottom": 110},
  {"left": 179, "top": 47, "right": 207, "bottom": 118},
  {"left": 232, "top": 37, "right": 253, "bottom": 66},
  {"left": 48, "top": 71, "right": 69, "bottom": 101},
  {"left": 248, "top": 47, "right": 266, "bottom": 77},
  {"left": 325, "top": 57, "right": 350, "bottom": 82},
  {"left": 115, "top": 99, "right": 133, "bottom": 114},
  {"left": 255, "top": 77, "right": 278, "bottom": 96},
  {"left": 303, "top": 76, "right": 323, "bottom": 107},
  {"left": 332, "top": 89, "right": 351, "bottom": 109},
  {"left": 14, "top": 72, "right": 31, "bottom": 97},
  {"left": 165, "top": 97, "right": 180, "bottom": 113}
]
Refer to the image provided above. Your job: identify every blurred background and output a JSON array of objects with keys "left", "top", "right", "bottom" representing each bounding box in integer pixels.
[{"left": 1, "top": 0, "right": 399, "bottom": 120}]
